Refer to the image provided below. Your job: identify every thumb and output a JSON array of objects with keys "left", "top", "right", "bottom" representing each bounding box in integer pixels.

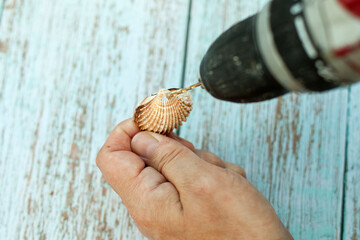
[{"left": 131, "top": 131, "right": 208, "bottom": 190}]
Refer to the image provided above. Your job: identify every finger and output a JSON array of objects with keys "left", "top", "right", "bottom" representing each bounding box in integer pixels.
[
  {"left": 100, "top": 152, "right": 182, "bottom": 214},
  {"left": 97, "top": 119, "right": 180, "bottom": 209},
  {"left": 194, "top": 150, "right": 225, "bottom": 168},
  {"left": 193, "top": 148, "right": 246, "bottom": 178},
  {"left": 131, "top": 132, "right": 210, "bottom": 190},
  {"left": 168, "top": 132, "right": 195, "bottom": 151},
  {"left": 97, "top": 118, "right": 142, "bottom": 172},
  {"left": 96, "top": 119, "right": 145, "bottom": 202},
  {"left": 135, "top": 167, "right": 181, "bottom": 208},
  {"left": 224, "top": 161, "right": 247, "bottom": 178},
  {"left": 97, "top": 151, "right": 144, "bottom": 202},
  {"left": 130, "top": 168, "right": 182, "bottom": 237},
  {"left": 100, "top": 118, "right": 140, "bottom": 153}
]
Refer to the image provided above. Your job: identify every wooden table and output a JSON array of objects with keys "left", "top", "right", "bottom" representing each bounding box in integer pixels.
[{"left": 0, "top": 0, "right": 359, "bottom": 239}]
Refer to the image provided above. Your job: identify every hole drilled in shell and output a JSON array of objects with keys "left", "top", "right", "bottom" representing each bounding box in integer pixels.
[{"left": 134, "top": 88, "right": 193, "bottom": 135}]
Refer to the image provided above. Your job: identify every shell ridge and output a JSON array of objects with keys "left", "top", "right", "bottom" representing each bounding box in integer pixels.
[
  {"left": 168, "top": 102, "right": 176, "bottom": 134},
  {"left": 134, "top": 89, "right": 193, "bottom": 135},
  {"left": 157, "top": 99, "right": 167, "bottom": 134},
  {"left": 173, "top": 101, "right": 180, "bottom": 130},
  {"left": 147, "top": 99, "right": 162, "bottom": 132}
]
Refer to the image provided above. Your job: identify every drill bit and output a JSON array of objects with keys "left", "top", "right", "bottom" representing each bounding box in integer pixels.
[{"left": 169, "top": 82, "right": 202, "bottom": 96}]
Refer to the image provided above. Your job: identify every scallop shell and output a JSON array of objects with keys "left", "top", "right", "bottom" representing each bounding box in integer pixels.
[{"left": 134, "top": 88, "right": 193, "bottom": 134}]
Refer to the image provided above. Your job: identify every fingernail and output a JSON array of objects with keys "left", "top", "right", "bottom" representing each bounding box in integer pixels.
[{"left": 132, "top": 132, "right": 160, "bottom": 158}]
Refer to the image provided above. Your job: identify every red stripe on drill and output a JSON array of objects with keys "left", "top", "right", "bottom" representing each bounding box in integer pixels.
[
  {"left": 338, "top": 0, "right": 360, "bottom": 18},
  {"left": 333, "top": 40, "right": 360, "bottom": 57}
]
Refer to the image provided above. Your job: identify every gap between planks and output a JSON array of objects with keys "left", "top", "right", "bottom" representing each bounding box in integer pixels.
[
  {"left": 339, "top": 86, "right": 352, "bottom": 240},
  {"left": 0, "top": 0, "right": 4, "bottom": 23},
  {"left": 341, "top": 84, "right": 360, "bottom": 240},
  {"left": 177, "top": 0, "right": 193, "bottom": 136}
]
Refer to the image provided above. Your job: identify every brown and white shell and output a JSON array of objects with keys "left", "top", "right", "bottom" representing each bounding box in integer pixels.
[{"left": 134, "top": 89, "right": 193, "bottom": 134}]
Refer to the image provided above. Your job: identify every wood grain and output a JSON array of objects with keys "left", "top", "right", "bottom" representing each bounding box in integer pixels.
[
  {"left": 180, "top": 0, "right": 349, "bottom": 239},
  {"left": 0, "top": 0, "right": 4, "bottom": 20},
  {"left": 1, "top": 0, "right": 359, "bottom": 239},
  {"left": 343, "top": 84, "right": 360, "bottom": 240},
  {"left": 0, "top": 0, "right": 189, "bottom": 239}
]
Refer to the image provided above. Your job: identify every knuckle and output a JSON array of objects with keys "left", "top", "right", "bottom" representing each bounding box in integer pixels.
[
  {"left": 195, "top": 150, "right": 224, "bottom": 167},
  {"left": 239, "top": 168, "right": 247, "bottom": 178},
  {"left": 224, "top": 161, "right": 247, "bottom": 177},
  {"left": 232, "top": 165, "right": 244, "bottom": 174},
  {"left": 223, "top": 168, "right": 243, "bottom": 186},
  {"left": 189, "top": 174, "right": 216, "bottom": 195},
  {"left": 113, "top": 122, "right": 125, "bottom": 133},
  {"left": 185, "top": 141, "right": 195, "bottom": 151},
  {"left": 156, "top": 141, "right": 188, "bottom": 172},
  {"left": 201, "top": 151, "right": 212, "bottom": 160},
  {"left": 137, "top": 170, "right": 156, "bottom": 193},
  {"left": 204, "top": 152, "right": 223, "bottom": 166}
]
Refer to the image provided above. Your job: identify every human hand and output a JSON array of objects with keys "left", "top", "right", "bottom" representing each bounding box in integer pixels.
[{"left": 96, "top": 119, "right": 293, "bottom": 240}]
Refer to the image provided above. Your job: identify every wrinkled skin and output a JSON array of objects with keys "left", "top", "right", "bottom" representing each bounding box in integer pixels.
[{"left": 96, "top": 119, "right": 293, "bottom": 240}]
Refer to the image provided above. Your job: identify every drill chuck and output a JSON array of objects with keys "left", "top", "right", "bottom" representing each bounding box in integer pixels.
[{"left": 199, "top": 0, "right": 360, "bottom": 103}]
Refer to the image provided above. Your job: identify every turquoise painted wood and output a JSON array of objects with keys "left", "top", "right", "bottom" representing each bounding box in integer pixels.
[
  {"left": 0, "top": 1, "right": 4, "bottom": 21},
  {"left": 343, "top": 84, "right": 360, "bottom": 240},
  {"left": 0, "top": 0, "right": 359, "bottom": 239},
  {"left": 0, "top": 0, "right": 189, "bottom": 239},
  {"left": 179, "top": 0, "right": 350, "bottom": 239}
]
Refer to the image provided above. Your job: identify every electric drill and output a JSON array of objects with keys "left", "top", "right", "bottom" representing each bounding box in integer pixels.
[{"left": 198, "top": 0, "right": 360, "bottom": 103}]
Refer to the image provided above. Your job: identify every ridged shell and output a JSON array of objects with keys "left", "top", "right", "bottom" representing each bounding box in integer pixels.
[{"left": 134, "top": 89, "right": 193, "bottom": 134}]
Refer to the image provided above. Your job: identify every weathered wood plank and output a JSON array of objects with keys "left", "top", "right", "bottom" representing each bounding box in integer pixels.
[
  {"left": 343, "top": 84, "right": 360, "bottom": 240},
  {"left": 0, "top": 0, "right": 189, "bottom": 239},
  {"left": 180, "top": 0, "right": 348, "bottom": 239},
  {"left": 0, "top": 0, "right": 4, "bottom": 21}
]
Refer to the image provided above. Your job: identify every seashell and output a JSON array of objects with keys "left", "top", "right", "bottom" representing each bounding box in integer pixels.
[{"left": 134, "top": 88, "right": 193, "bottom": 135}]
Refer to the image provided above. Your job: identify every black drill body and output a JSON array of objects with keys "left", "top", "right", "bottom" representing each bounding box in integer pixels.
[
  {"left": 199, "top": 0, "right": 360, "bottom": 103},
  {"left": 199, "top": 15, "right": 287, "bottom": 103}
]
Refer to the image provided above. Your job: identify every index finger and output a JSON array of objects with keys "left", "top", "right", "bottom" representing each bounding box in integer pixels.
[
  {"left": 96, "top": 119, "right": 146, "bottom": 199},
  {"left": 101, "top": 118, "right": 141, "bottom": 153}
]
